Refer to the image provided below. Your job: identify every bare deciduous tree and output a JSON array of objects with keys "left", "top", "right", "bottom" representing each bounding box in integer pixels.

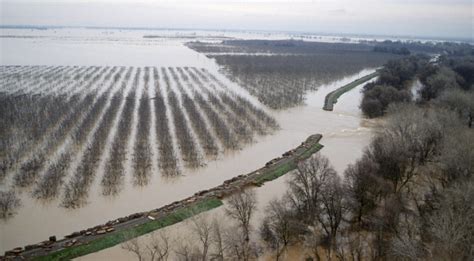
[
  {"left": 225, "top": 189, "right": 257, "bottom": 242},
  {"left": 425, "top": 180, "right": 474, "bottom": 261},
  {"left": 147, "top": 231, "right": 171, "bottom": 261},
  {"left": 286, "top": 153, "right": 346, "bottom": 259},
  {"left": 336, "top": 230, "right": 375, "bottom": 261},
  {"left": 122, "top": 236, "right": 144, "bottom": 261},
  {"left": 365, "top": 104, "right": 459, "bottom": 194},
  {"left": 121, "top": 231, "right": 172, "bottom": 261},
  {"left": 175, "top": 238, "right": 200, "bottom": 261},
  {"left": 288, "top": 153, "right": 337, "bottom": 223},
  {"left": 190, "top": 215, "right": 213, "bottom": 261},
  {"left": 225, "top": 189, "right": 258, "bottom": 261},
  {"left": 259, "top": 198, "right": 302, "bottom": 261},
  {"left": 344, "top": 154, "right": 390, "bottom": 226},
  {"left": 318, "top": 173, "right": 348, "bottom": 259},
  {"left": 436, "top": 88, "right": 474, "bottom": 128},
  {"left": 388, "top": 212, "right": 426, "bottom": 260},
  {"left": 210, "top": 217, "right": 226, "bottom": 261},
  {"left": 437, "top": 128, "right": 474, "bottom": 185}
]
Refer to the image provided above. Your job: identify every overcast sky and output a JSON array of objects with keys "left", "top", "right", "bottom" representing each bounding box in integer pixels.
[{"left": 1, "top": 0, "right": 473, "bottom": 39}]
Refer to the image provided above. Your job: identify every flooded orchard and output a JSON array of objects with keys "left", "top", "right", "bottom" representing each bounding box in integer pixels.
[{"left": 1, "top": 29, "right": 378, "bottom": 254}]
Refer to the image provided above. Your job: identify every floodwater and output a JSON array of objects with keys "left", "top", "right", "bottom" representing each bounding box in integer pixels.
[{"left": 1, "top": 28, "right": 376, "bottom": 254}]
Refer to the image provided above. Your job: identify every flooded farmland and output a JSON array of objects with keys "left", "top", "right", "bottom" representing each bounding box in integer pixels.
[
  {"left": 1, "top": 28, "right": 378, "bottom": 254},
  {"left": 2, "top": 0, "right": 472, "bottom": 259}
]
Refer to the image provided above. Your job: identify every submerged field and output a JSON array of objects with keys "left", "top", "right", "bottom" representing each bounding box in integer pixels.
[
  {"left": 0, "top": 66, "right": 278, "bottom": 209},
  {"left": 188, "top": 40, "right": 399, "bottom": 109}
]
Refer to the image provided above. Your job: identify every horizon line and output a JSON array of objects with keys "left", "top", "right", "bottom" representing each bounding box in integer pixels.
[{"left": 1, "top": 24, "right": 472, "bottom": 43}]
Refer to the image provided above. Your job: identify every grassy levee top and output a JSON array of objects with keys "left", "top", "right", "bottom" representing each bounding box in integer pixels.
[
  {"left": 323, "top": 71, "right": 379, "bottom": 111},
  {"left": 5, "top": 134, "right": 324, "bottom": 260}
]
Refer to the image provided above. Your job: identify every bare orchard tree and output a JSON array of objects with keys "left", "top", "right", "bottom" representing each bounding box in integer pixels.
[
  {"left": 0, "top": 190, "right": 21, "bottom": 219},
  {"left": 224, "top": 189, "right": 258, "bottom": 261}
]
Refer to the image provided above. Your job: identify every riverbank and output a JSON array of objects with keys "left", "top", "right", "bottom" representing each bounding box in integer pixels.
[
  {"left": 3, "top": 134, "right": 323, "bottom": 260},
  {"left": 323, "top": 71, "right": 379, "bottom": 111}
]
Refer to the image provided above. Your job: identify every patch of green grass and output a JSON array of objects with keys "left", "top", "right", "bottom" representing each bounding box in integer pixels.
[
  {"left": 254, "top": 143, "right": 323, "bottom": 185},
  {"left": 34, "top": 198, "right": 223, "bottom": 261},
  {"left": 298, "top": 143, "right": 324, "bottom": 160},
  {"left": 254, "top": 161, "right": 297, "bottom": 185}
]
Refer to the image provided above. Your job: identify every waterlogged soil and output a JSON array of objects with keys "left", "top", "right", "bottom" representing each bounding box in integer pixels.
[{"left": 1, "top": 28, "right": 377, "bottom": 254}]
